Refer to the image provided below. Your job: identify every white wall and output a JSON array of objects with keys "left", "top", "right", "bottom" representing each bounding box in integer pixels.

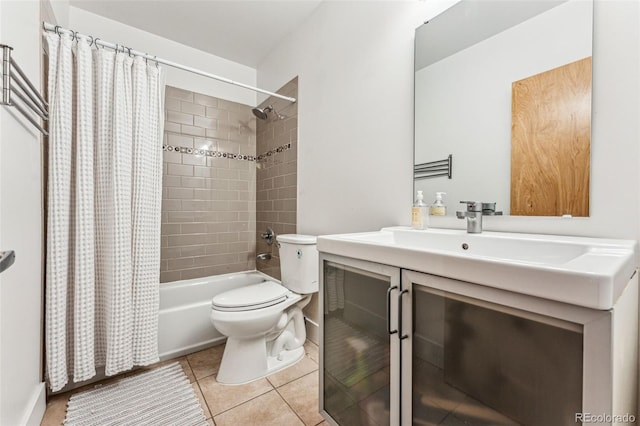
[
  {"left": 69, "top": 6, "right": 257, "bottom": 106},
  {"left": 258, "top": 1, "right": 456, "bottom": 236},
  {"left": 258, "top": 0, "right": 640, "bottom": 241},
  {"left": 0, "top": 1, "right": 46, "bottom": 424},
  {"left": 48, "top": 0, "right": 69, "bottom": 27}
]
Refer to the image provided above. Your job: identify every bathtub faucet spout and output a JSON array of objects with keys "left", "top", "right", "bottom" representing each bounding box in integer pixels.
[{"left": 257, "top": 253, "right": 271, "bottom": 261}]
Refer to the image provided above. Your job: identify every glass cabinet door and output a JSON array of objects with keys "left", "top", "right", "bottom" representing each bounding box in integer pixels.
[
  {"left": 408, "top": 280, "right": 583, "bottom": 425},
  {"left": 321, "top": 256, "right": 401, "bottom": 426}
]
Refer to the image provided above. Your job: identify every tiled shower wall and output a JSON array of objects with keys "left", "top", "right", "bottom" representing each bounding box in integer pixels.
[
  {"left": 160, "top": 86, "right": 256, "bottom": 283},
  {"left": 255, "top": 77, "right": 298, "bottom": 279}
]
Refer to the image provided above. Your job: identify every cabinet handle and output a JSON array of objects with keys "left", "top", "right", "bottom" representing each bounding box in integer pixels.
[
  {"left": 398, "top": 289, "right": 409, "bottom": 340},
  {"left": 387, "top": 285, "right": 398, "bottom": 335}
]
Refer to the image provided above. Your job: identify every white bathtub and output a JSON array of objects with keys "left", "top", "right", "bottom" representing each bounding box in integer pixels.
[{"left": 158, "top": 270, "right": 275, "bottom": 360}]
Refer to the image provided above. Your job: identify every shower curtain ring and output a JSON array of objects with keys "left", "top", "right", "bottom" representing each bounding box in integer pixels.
[
  {"left": 127, "top": 47, "right": 133, "bottom": 58},
  {"left": 94, "top": 38, "right": 102, "bottom": 49},
  {"left": 54, "top": 25, "right": 61, "bottom": 37}
]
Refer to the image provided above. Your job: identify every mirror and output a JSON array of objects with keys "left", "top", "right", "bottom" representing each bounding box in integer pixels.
[{"left": 414, "top": 0, "right": 593, "bottom": 217}]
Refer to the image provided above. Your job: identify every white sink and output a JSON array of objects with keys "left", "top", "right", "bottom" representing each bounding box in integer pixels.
[{"left": 317, "top": 226, "right": 638, "bottom": 310}]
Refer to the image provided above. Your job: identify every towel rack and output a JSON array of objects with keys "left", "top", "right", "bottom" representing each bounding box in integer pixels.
[
  {"left": 414, "top": 154, "right": 452, "bottom": 180},
  {"left": 0, "top": 44, "right": 48, "bottom": 135}
]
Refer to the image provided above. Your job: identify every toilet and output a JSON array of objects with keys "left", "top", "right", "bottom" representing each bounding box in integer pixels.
[{"left": 209, "top": 234, "right": 318, "bottom": 384}]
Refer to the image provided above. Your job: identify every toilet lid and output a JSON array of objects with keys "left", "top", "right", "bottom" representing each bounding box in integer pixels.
[{"left": 211, "top": 281, "right": 290, "bottom": 312}]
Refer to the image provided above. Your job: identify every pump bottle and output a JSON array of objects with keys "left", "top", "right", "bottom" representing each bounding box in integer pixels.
[
  {"left": 411, "top": 190, "right": 428, "bottom": 229},
  {"left": 430, "top": 192, "right": 447, "bottom": 216}
]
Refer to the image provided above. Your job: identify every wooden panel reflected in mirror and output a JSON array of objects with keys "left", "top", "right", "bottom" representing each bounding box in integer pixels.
[{"left": 510, "top": 57, "right": 592, "bottom": 217}]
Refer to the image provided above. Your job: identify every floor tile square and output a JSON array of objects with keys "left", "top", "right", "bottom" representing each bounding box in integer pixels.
[
  {"left": 187, "top": 344, "right": 225, "bottom": 380},
  {"left": 277, "top": 372, "right": 324, "bottom": 426},
  {"left": 267, "top": 354, "right": 318, "bottom": 388},
  {"left": 213, "top": 390, "right": 303, "bottom": 426},
  {"left": 199, "top": 374, "right": 273, "bottom": 416}
]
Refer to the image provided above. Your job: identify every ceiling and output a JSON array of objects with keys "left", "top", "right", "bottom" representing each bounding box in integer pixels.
[{"left": 69, "top": 0, "right": 323, "bottom": 68}]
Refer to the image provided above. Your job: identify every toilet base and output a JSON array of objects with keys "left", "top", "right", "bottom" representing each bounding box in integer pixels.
[
  {"left": 267, "top": 345, "right": 305, "bottom": 377},
  {"left": 215, "top": 338, "right": 305, "bottom": 385}
]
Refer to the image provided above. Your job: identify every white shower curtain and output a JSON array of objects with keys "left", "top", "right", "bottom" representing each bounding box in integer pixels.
[{"left": 45, "top": 32, "right": 165, "bottom": 392}]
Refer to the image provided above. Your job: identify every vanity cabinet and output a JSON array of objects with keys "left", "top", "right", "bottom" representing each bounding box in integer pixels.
[
  {"left": 319, "top": 253, "right": 638, "bottom": 426},
  {"left": 320, "top": 255, "right": 401, "bottom": 425}
]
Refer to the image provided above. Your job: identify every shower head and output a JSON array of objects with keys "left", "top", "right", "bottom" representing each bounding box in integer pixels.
[
  {"left": 252, "top": 105, "right": 273, "bottom": 120},
  {"left": 252, "top": 104, "right": 286, "bottom": 120}
]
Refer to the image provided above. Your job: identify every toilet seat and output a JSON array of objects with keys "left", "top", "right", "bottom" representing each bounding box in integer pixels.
[{"left": 211, "top": 281, "right": 291, "bottom": 312}]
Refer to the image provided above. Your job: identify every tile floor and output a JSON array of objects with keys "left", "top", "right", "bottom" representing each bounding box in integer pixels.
[{"left": 41, "top": 341, "right": 328, "bottom": 426}]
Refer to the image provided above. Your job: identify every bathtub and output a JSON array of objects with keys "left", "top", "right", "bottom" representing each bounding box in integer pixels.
[{"left": 158, "top": 270, "right": 275, "bottom": 360}]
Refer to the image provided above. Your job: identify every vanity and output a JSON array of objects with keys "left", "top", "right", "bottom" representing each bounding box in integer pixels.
[
  {"left": 317, "top": 227, "right": 638, "bottom": 425},
  {"left": 316, "top": 0, "right": 638, "bottom": 423}
]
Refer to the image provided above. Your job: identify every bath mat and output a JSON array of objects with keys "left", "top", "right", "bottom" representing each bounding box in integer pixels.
[{"left": 64, "top": 362, "right": 208, "bottom": 426}]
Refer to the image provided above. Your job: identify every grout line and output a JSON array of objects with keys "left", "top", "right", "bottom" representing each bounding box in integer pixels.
[
  {"left": 274, "top": 386, "right": 307, "bottom": 426},
  {"left": 274, "top": 370, "right": 322, "bottom": 426},
  {"left": 208, "top": 385, "right": 275, "bottom": 420},
  {"left": 187, "top": 351, "right": 223, "bottom": 420},
  {"left": 195, "top": 380, "right": 214, "bottom": 421},
  {"left": 177, "top": 353, "right": 212, "bottom": 422},
  {"left": 184, "top": 355, "right": 196, "bottom": 380}
]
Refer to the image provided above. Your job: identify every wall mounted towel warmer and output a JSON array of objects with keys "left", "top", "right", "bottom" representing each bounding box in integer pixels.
[
  {"left": 0, "top": 44, "right": 48, "bottom": 135},
  {"left": 414, "top": 154, "right": 452, "bottom": 180}
]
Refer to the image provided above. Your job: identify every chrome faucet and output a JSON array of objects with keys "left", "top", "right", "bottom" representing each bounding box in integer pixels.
[
  {"left": 256, "top": 253, "right": 272, "bottom": 261},
  {"left": 481, "top": 203, "right": 503, "bottom": 216},
  {"left": 260, "top": 227, "right": 274, "bottom": 245},
  {"left": 457, "top": 201, "right": 502, "bottom": 233},
  {"left": 456, "top": 201, "right": 484, "bottom": 233}
]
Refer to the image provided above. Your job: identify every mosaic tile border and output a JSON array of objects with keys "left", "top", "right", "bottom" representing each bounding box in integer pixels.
[
  {"left": 256, "top": 143, "right": 292, "bottom": 163},
  {"left": 163, "top": 145, "right": 256, "bottom": 162},
  {"left": 162, "top": 142, "right": 292, "bottom": 163}
]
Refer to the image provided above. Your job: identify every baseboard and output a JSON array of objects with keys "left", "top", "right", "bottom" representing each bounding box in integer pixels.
[
  {"left": 24, "top": 382, "right": 46, "bottom": 426},
  {"left": 305, "top": 317, "right": 319, "bottom": 345},
  {"left": 159, "top": 337, "right": 226, "bottom": 361}
]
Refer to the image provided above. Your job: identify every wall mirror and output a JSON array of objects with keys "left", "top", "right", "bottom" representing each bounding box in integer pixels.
[{"left": 414, "top": 0, "right": 593, "bottom": 217}]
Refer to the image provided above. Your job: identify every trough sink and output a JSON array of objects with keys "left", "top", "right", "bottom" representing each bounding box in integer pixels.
[{"left": 317, "top": 226, "right": 638, "bottom": 310}]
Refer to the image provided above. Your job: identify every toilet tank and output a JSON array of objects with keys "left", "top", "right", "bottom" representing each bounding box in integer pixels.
[{"left": 276, "top": 234, "right": 318, "bottom": 294}]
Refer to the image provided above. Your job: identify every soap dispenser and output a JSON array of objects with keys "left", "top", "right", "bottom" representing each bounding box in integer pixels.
[
  {"left": 430, "top": 192, "right": 447, "bottom": 216},
  {"left": 411, "top": 190, "right": 428, "bottom": 230}
]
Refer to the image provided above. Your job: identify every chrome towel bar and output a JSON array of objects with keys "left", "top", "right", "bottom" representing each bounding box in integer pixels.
[
  {"left": 0, "top": 44, "right": 48, "bottom": 135},
  {"left": 414, "top": 154, "right": 452, "bottom": 180}
]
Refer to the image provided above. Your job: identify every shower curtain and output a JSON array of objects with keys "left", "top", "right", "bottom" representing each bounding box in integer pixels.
[{"left": 45, "top": 32, "right": 165, "bottom": 392}]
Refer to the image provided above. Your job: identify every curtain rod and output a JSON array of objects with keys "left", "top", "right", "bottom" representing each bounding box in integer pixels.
[{"left": 42, "top": 22, "right": 297, "bottom": 104}]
